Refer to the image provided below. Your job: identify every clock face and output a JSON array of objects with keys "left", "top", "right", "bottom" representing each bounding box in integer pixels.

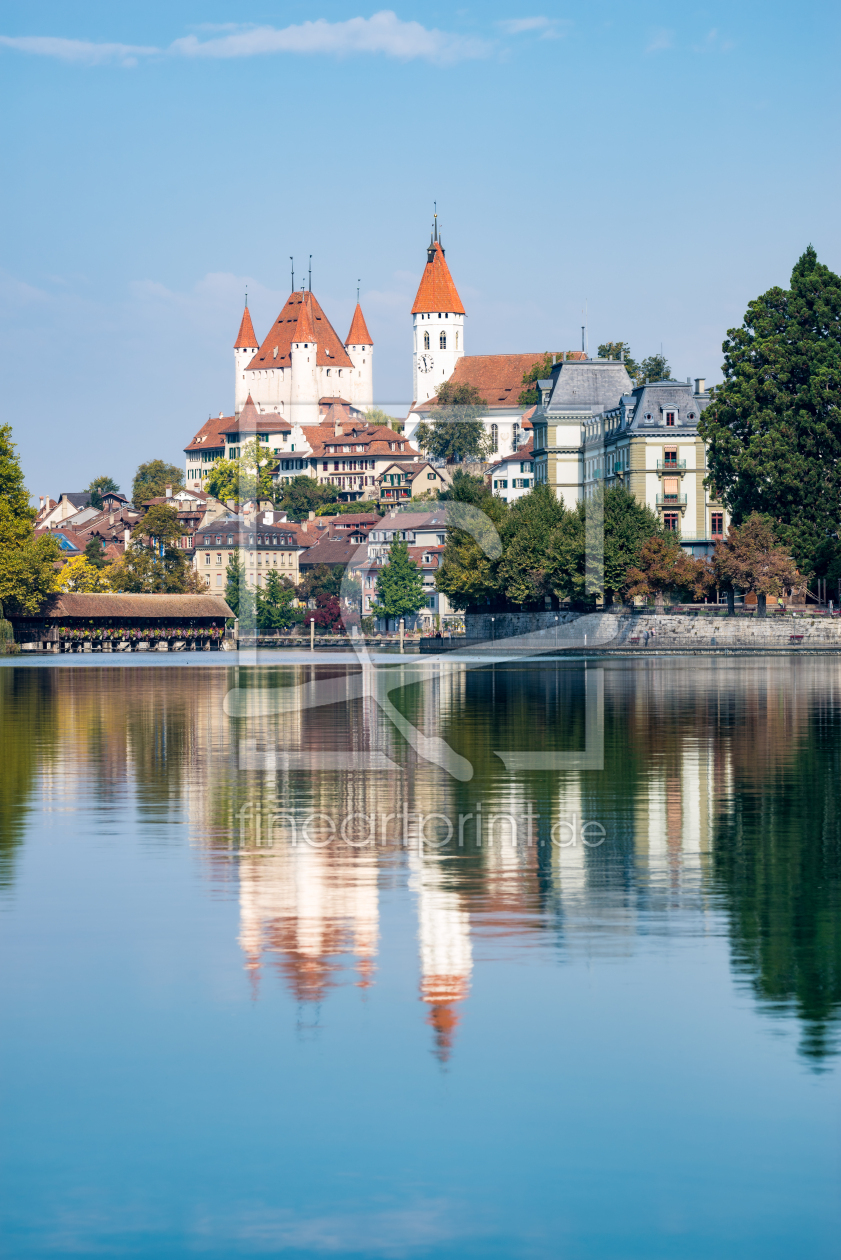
[{"left": 418, "top": 353, "right": 433, "bottom": 374}]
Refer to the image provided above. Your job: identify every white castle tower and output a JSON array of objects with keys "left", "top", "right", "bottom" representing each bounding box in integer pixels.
[
  {"left": 232, "top": 286, "right": 374, "bottom": 421},
  {"left": 411, "top": 216, "right": 465, "bottom": 405}
]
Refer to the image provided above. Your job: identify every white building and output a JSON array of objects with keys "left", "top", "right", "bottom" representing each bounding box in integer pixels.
[
  {"left": 411, "top": 217, "right": 465, "bottom": 405},
  {"left": 234, "top": 291, "right": 373, "bottom": 423}
]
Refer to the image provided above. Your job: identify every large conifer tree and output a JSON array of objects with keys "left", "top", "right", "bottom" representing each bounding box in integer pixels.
[{"left": 699, "top": 247, "right": 841, "bottom": 569}]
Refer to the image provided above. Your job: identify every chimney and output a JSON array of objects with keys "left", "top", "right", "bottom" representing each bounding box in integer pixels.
[
  {"left": 264, "top": 510, "right": 274, "bottom": 524},
  {"left": 301, "top": 521, "right": 307, "bottom": 532},
  {"left": 226, "top": 499, "right": 237, "bottom": 510},
  {"left": 165, "top": 485, "right": 172, "bottom": 498},
  {"left": 109, "top": 512, "right": 115, "bottom": 526},
  {"left": 695, "top": 378, "right": 706, "bottom": 395},
  {"left": 123, "top": 528, "right": 130, "bottom": 546},
  {"left": 308, "top": 510, "right": 315, "bottom": 520}
]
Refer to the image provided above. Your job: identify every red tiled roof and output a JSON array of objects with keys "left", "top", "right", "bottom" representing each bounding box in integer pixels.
[
  {"left": 306, "top": 421, "right": 419, "bottom": 461},
  {"left": 411, "top": 241, "right": 465, "bottom": 315},
  {"left": 345, "top": 303, "right": 373, "bottom": 346},
  {"left": 246, "top": 291, "right": 353, "bottom": 372},
  {"left": 234, "top": 304, "right": 258, "bottom": 349},
  {"left": 413, "top": 355, "right": 552, "bottom": 412},
  {"left": 487, "top": 437, "right": 534, "bottom": 470},
  {"left": 185, "top": 414, "right": 231, "bottom": 453}
]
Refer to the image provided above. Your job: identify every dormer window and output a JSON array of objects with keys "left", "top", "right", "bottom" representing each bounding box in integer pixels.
[{"left": 665, "top": 411, "right": 676, "bottom": 426}]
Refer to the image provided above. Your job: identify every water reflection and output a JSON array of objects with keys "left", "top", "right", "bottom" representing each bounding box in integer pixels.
[{"left": 2, "top": 657, "right": 840, "bottom": 1064}]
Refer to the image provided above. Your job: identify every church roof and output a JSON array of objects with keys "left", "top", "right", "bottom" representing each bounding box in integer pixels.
[
  {"left": 411, "top": 240, "right": 465, "bottom": 315},
  {"left": 345, "top": 303, "right": 373, "bottom": 346},
  {"left": 412, "top": 353, "right": 552, "bottom": 412},
  {"left": 234, "top": 304, "right": 258, "bottom": 349},
  {"left": 246, "top": 291, "right": 353, "bottom": 372}
]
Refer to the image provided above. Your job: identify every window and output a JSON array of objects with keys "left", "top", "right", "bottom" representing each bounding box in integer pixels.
[
  {"left": 216, "top": 574, "right": 223, "bottom": 586},
  {"left": 662, "top": 477, "right": 680, "bottom": 502},
  {"left": 711, "top": 512, "right": 724, "bottom": 537},
  {"left": 455, "top": 331, "right": 459, "bottom": 349},
  {"left": 494, "top": 479, "right": 508, "bottom": 490},
  {"left": 663, "top": 447, "right": 678, "bottom": 467},
  {"left": 665, "top": 411, "right": 676, "bottom": 426},
  {"left": 205, "top": 554, "right": 210, "bottom": 565},
  {"left": 215, "top": 535, "right": 222, "bottom": 544},
  {"left": 490, "top": 424, "right": 498, "bottom": 453},
  {"left": 663, "top": 513, "right": 679, "bottom": 532},
  {"left": 427, "top": 472, "right": 436, "bottom": 479},
  {"left": 439, "top": 331, "right": 447, "bottom": 349},
  {"left": 423, "top": 331, "right": 430, "bottom": 350}
]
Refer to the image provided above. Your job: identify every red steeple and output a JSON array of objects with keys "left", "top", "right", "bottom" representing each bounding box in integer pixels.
[
  {"left": 234, "top": 302, "right": 258, "bottom": 349},
  {"left": 411, "top": 219, "right": 465, "bottom": 315},
  {"left": 345, "top": 303, "right": 373, "bottom": 346}
]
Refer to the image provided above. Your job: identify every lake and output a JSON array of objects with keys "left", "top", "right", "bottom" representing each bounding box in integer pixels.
[{"left": 1, "top": 654, "right": 839, "bottom": 1258}]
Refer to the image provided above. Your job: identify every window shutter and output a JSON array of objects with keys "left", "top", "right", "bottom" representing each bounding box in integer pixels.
[{"left": 663, "top": 477, "right": 679, "bottom": 496}]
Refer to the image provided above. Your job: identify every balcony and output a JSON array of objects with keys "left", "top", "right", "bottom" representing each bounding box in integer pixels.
[
  {"left": 656, "top": 494, "right": 688, "bottom": 507},
  {"left": 656, "top": 460, "right": 686, "bottom": 472}
]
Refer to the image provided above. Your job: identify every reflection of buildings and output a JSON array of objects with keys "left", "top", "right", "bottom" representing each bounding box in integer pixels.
[
  {"left": 238, "top": 842, "right": 379, "bottom": 1001},
  {"left": 409, "top": 852, "right": 472, "bottom": 1062}
]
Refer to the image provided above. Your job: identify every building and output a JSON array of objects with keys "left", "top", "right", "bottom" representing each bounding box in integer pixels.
[
  {"left": 486, "top": 438, "right": 535, "bottom": 504},
  {"left": 411, "top": 216, "right": 466, "bottom": 405},
  {"left": 234, "top": 289, "right": 373, "bottom": 422},
  {"left": 533, "top": 360, "right": 726, "bottom": 554},
  {"left": 376, "top": 461, "right": 450, "bottom": 504},
  {"left": 192, "top": 511, "right": 313, "bottom": 591}
]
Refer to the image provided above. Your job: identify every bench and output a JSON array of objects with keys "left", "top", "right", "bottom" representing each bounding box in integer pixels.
[
  {"left": 790, "top": 634, "right": 804, "bottom": 643},
  {"left": 629, "top": 636, "right": 640, "bottom": 644}
]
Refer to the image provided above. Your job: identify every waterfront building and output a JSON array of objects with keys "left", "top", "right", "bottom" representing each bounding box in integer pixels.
[{"left": 192, "top": 510, "right": 313, "bottom": 590}]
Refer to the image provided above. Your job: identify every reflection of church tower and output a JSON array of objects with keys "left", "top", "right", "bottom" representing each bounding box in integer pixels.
[
  {"left": 410, "top": 853, "right": 472, "bottom": 1062},
  {"left": 411, "top": 215, "right": 465, "bottom": 405}
]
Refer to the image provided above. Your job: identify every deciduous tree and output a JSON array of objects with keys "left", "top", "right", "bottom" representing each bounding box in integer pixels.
[
  {"left": 58, "top": 556, "right": 112, "bottom": 593},
  {"left": 131, "top": 459, "right": 184, "bottom": 504},
  {"left": 85, "top": 476, "right": 119, "bottom": 510},
  {"left": 712, "top": 513, "right": 800, "bottom": 616},
  {"left": 257, "top": 572, "right": 302, "bottom": 630},
  {"left": 416, "top": 382, "right": 490, "bottom": 464},
  {"left": 371, "top": 539, "right": 427, "bottom": 622},
  {"left": 0, "top": 424, "right": 61, "bottom": 615},
  {"left": 275, "top": 475, "right": 339, "bottom": 521}
]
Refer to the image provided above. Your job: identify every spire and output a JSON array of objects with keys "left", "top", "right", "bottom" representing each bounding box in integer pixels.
[
  {"left": 238, "top": 393, "right": 261, "bottom": 427},
  {"left": 411, "top": 234, "right": 465, "bottom": 315},
  {"left": 345, "top": 303, "right": 373, "bottom": 346},
  {"left": 292, "top": 292, "right": 316, "bottom": 344},
  {"left": 234, "top": 303, "right": 258, "bottom": 349}
]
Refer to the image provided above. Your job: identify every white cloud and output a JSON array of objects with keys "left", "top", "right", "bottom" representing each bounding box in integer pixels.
[
  {"left": 645, "top": 27, "right": 674, "bottom": 54},
  {"left": 0, "top": 34, "right": 157, "bottom": 66},
  {"left": 693, "top": 28, "right": 735, "bottom": 54},
  {"left": 0, "top": 12, "right": 493, "bottom": 68},
  {"left": 497, "top": 16, "right": 569, "bottom": 39}
]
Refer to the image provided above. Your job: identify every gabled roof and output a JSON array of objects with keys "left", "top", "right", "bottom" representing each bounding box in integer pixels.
[
  {"left": 185, "top": 414, "right": 231, "bottom": 453},
  {"left": 234, "top": 304, "right": 258, "bottom": 349},
  {"left": 413, "top": 354, "right": 551, "bottom": 412},
  {"left": 487, "top": 438, "right": 534, "bottom": 470},
  {"left": 345, "top": 303, "right": 373, "bottom": 346},
  {"left": 223, "top": 395, "right": 292, "bottom": 436},
  {"left": 411, "top": 240, "right": 465, "bottom": 315},
  {"left": 246, "top": 291, "right": 354, "bottom": 372}
]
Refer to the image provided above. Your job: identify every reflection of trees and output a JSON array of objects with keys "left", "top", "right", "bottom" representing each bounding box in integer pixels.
[{"left": 0, "top": 669, "right": 57, "bottom": 890}]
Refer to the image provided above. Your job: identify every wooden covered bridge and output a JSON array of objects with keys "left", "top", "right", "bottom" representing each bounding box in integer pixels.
[{"left": 11, "top": 593, "right": 235, "bottom": 653}]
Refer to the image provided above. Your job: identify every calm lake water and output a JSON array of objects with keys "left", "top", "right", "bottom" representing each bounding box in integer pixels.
[{"left": 1, "top": 655, "right": 839, "bottom": 1258}]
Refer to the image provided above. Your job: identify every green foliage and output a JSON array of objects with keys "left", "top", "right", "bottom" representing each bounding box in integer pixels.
[
  {"left": 257, "top": 571, "right": 302, "bottom": 630},
  {"left": 204, "top": 438, "right": 275, "bottom": 504},
  {"left": 435, "top": 489, "right": 508, "bottom": 611},
  {"left": 371, "top": 539, "right": 427, "bottom": 619},
  {"left": 0, "top": 424, "right": 61, "bottom": 614},
  {"left": 601, "top": 487, "right": 664, "bottom": 602},
  {"left": 84, "top": 536, "right": 108, "bottom": 569},
  {"left": 636, "top": 353, "right": 671, "bottom": 385},
  {"left": 597, "top": 342, "right": 640, "bottom": 382},
  {"left": 517, "top": 352, "right": 578, "bottom": 407},
  {"left": 135, "top": 503, "right": 184, "bottom": 547},
  {"left": 416, "top": 381, "right": 490, "bottom": 464},
  {"left": 438, "top": 470, "right": 492, "bottom": 506},
  {"left": 224, "top": 553, "right": 247, "bottom": 617},
  {"left": 85, "top": 476, "right": 119, "bottom": 510},
  {"left": 712, "top": 513, "right": 800, "bottom": 597},
  {"left": 315, "top": 498, "right": 379, "bottom": 516},
  {"left": 625, "top": 535, "right": 708, "bottom": 602},
  {"left": 110, "top": 505, "right": 195, "bottom": 593},
  {"left": 57, "top": 556, "right": 112, "bottom": 592},
  {"left": 132, "top": 459, "right": 184, "bottom": 504},
  {"left": 275, "top": 475, "right": 339, "bottom": 521},
  {"left": 296, "top": 563, "right": 344, "bottom": 601},
  {"left": 365, "top": 407, "right": 401, "bottom": 428},
  {"left": 699, "top": 246, "right": 841, "bottom": 572},
  {"left": 497, "top": 483, "right": 567, "bottom": 606}
]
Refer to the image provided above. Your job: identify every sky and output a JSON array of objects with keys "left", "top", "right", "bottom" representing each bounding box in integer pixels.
[{"left": 1, "top": 0, "right": 839, "bottom": 499}]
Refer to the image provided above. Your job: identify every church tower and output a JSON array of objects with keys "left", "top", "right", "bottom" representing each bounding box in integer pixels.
[
  {"left": 344, "top": 302, "right": 374, "bottom": 410},
  {"left": 234, "top": 299, "right": 259, "bottom": 416},
  {"left": 411, "top": 217, "right": 465, "bottom": 404}
]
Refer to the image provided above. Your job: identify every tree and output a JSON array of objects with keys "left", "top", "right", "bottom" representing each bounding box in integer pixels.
[
  {"left": 713, "top": 514, "right": 800, "bottom": 616},
  {"left": 296, "top": 563, "right": 344, "bottom": 602},
  {"left": 365, "top": 407, "right": 401, "bottom": 428},
  {"left": 316, "top": 498, "right": 378, "bottom": 517},
  {"left": 109, "top": 504, "right": 197, "bottom": 593},
  {"left": 625, "top": 536, "right": 708, "bottom": 605},
  {"left": 601, "top": 487, "right": 663, "bottom": 604},
  {"left": 435, "top": 482, "right": 508, "bottom": 610},
  {"left": 84, "top": 536, "right": 108, "bottom": 569},
  {"left": 257, "top": 572, "right": 302, "bottom": 630},
  {"left": 203, "top": 438, "right": 275, "bottom": 504},
  {"left": 497, "top": 483, "right": 567, "bottom": 607},
  {"left": 0, "top": 424, "right": 61, "bottom": 615},
  {"left": 275, "top": 475, "right": 339, "bottom": 521},
  {"left": 224, "top": 553, "right": 247, "bottom": 616},
  {"left": 85, "top": 476, "right": 119, "bottom": 510},
  {"left": 416, "top": 381, "right": 490, "bottom": 464},
  {"left": 132, "top": 460, "right": 184, "bottom": 504},
  {"left": 303, "top": 592, "right": 343, "bottom": 633},
  {"left": 57, "top": 555, "right": 111, "bottom": 593},
  {"left": 517, "top": 352, "right": 568, "bottom": 408},
  {"left": 597, "top": 342, "right": 640, "bottom": 382},
  {"left": 371, "top": 539, "right": 427, "bottom": 622},
  {"left": 699, "top": 247, "right": 841, "bottom": 572},
  {"left": 636, "top": 353, "right": 671, "bottom": 386}
]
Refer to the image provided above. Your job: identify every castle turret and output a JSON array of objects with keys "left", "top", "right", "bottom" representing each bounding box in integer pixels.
[
  {"left": 289, "top": 293, "right": 319, "bottom": 426},
  {"left": 411, "top": 216, "right": 465, "bottom": 405},
  {"left": 234, "top": 301, "right": 259, "bottom": 415},
  {"left": 344, "top": 303, "right": 374, "bottom": 410}
]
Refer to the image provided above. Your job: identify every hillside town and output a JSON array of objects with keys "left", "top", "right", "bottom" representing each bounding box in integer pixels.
[{"left": 2, "top": 235, "right": 838, "bottom": 648}]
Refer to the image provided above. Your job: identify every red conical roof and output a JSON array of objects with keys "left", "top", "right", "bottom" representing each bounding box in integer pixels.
[
  {"left": 234, "top": 304, "right": 258, "bottom": 349},
  {"left": 292, "top": 293, "right": 316, "bottom": 344},
  {"left": 345, "top": 303, "right": 373, "bottom": 346},
  {"left": 411, "top": 240, "right": 465, "bottom": 315}
]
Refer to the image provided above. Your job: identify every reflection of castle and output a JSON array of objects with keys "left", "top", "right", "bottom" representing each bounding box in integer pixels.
[{"left": 409, "top": 852, "right": 472, "bottom": 1063}]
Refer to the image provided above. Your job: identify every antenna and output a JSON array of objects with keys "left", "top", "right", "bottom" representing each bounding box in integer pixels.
[
  {"left": 357, "top": 279, "right": 361, "bottom": 303},
  {"left": 308, "top": 255, "right": 312, "bottom": 292},
  {"left": 244, "top": 285, "right": 248, "bottom": 308},
  {"left": 290, "top": 257, "right": 294, "bottom": 292},
  {"left": 433, "top": 201, "right": 438, "bottom": 242}
]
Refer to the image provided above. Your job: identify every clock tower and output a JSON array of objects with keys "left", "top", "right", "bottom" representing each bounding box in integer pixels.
[{"left": 411, "top": 216, "right": 465, "bottom": 404}]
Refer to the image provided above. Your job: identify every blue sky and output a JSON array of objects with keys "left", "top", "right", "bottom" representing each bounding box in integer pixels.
[{"left": 1, "top": 1, "right": 838, "bottom": 498}]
